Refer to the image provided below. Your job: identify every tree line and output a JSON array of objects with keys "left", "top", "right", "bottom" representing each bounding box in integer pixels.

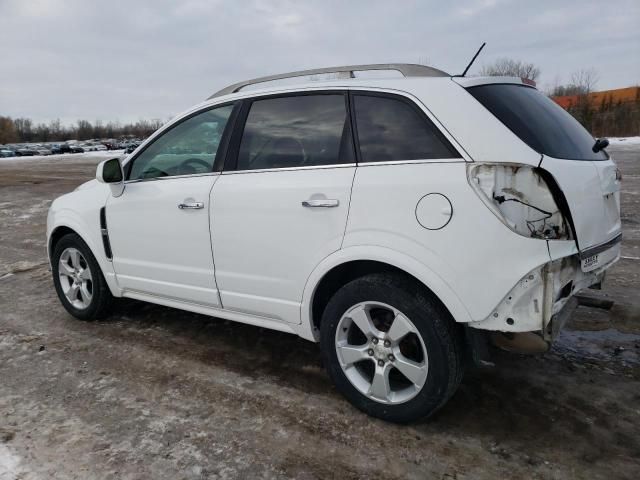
[{"left": 0, "top": 117, "right": 166, "bottom": 144}]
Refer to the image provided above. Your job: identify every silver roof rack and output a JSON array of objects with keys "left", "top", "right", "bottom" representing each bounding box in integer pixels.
[{"left": 208, "top": 63, "right": 448, "bottom": 99}]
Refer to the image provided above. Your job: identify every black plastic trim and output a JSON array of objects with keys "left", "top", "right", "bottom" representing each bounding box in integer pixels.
[
  {"left": 346, "top": 92, "right": 362, "bottom": 164},
  {"left": 535, "top": 167, "right": 578, "bottom": 244},
  {"left": 99, "top": 207, "right": 112, "bottom": 260},
  {"left": 212, "top": 102, "right": 242, "bottom": 172},
  {"left": 579, "top": 233, "right": 622, "bottom": 260}
]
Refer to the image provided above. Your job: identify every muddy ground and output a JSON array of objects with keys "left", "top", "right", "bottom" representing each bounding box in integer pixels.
[{"left": 1, "top": 145, "right": 639, "bottom": 480}]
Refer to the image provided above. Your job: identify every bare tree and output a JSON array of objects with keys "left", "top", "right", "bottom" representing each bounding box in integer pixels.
[
  {"left": 479, "top": 57, "right": 541, "bottom": 81},
  {"left": 570, "top": 68, "right": 599, "bottom": 95},
  {"left": 550, "top": 68, "right": 599, "bottom": 97}
]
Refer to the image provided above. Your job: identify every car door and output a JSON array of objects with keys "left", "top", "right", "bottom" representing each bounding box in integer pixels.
[
  {"left": 106, "top": 103, "right": 236, "bottom": 306},
  {"left": 210, "top": 92, "right": 356, "bottom": 323}
]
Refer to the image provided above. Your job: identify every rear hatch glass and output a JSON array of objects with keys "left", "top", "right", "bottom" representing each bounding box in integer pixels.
[{"left": 467, "top": 84, "right": 607, "bottom": 161}]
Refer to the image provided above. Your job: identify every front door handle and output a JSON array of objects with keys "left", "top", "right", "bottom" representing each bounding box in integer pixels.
[
  {"left": 178, "top": 202, "right": 204, "bottom": 210},
  {"left": 302, "top": 199, "right": 339, "bottom": 208}
]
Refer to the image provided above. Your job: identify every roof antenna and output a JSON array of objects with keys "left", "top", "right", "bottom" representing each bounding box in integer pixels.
[{"left": 458, "top": 42, "right": 486, "bottom": 77}]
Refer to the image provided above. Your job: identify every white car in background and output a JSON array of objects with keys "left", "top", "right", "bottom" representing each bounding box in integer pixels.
[{"left": 46, "top": 64, "right": 621, "bottom": 422}]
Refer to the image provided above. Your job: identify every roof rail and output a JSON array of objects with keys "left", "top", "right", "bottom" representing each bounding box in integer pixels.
[{"left": 208, "top": 63, "right": 449, "bottom": 99}]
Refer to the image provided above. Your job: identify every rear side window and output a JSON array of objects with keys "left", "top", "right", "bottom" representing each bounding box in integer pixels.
[
  {"left": 353, "top": 94, "right": 459, "bottom": 163},
  {"left": 467, "top": 84, "right": 607, "bottom": 161},
  {"left": 237, "top": 94, "right": 353, "bottom": 170}
]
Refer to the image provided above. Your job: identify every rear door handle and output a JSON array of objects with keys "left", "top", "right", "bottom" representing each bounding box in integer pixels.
[
  {"left": 178, "top": 202, "right": 204, "bottom": 210},
  {"left": 302, "top": 199, "right": 339, "bottom": 208}
]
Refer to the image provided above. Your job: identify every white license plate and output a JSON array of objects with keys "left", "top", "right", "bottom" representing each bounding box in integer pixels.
[{"left": 581, "top": 254, "right": 600, "bottom": 271}]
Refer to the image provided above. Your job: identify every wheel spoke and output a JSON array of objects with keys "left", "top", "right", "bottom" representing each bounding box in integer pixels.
[
  {"left": 69, "top": 249, "right": 81, "bottom": 269},
  {"left": 387, "top": 313, "right": 414, "bottom": 343},
  {"left": 58, "top": 259, "right": 74, "bottom": 277},
  {"left": 368, "top": 366, "right": 391, "bottom": 401},
  {"left": 65, "top": 284, "right": 79, "bottom": 303},
  {"left": 79, "top": 284, "right": 92, "bottom": 304},
  {"left": 336, "top": 343, "right": 370, "bottom": 367},
  {"left": 78, "top": 267, "right": 92, "bottom": 281},
  {"left": 393, "top": 354, "right": 428, "bottom": 387},
  {"left": 349, "top": 306, "right": 377, "bottom": 338}
]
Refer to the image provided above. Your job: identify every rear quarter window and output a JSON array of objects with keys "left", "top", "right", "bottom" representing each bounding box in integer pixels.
[
  {"left": 353, "top": 94, "right": 459, "bottom": 163},
  {"left": 467, "top": 84, "right": 607, "bottom": 161}
]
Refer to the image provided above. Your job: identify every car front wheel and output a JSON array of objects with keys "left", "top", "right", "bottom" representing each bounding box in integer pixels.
[
  {"left": 51, "top": 233, "right": 113, "bottom": 320},
  {"left": 320, "top": 273, "right": 465, "bottom": 423}
]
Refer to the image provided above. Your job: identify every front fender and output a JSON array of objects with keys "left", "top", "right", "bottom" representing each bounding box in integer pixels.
[
  {"left": 298, "top": 245, "right": 473, "bottom": 342},
  {"left": 47, "top": 187, "right": 121, "bottom": 296}
]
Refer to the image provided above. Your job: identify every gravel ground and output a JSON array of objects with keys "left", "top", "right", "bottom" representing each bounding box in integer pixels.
[{"left": 1, "top": 146, "right": 639, "bottom": 480}]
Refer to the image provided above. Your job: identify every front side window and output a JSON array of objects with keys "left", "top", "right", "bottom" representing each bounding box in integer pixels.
[
  {"left": 128, "top": 104, "right": 234, "bottom": 180},
  {"left": 236, "top": 94, "right": 353, "bottom": 171},
  {"left": 353, "top": 94, "right": 459, "bottom": 162}
]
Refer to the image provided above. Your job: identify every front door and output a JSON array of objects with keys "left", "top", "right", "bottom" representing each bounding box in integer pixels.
[
  {"left": 107, "top": 104, "right": 235, "bottom": 306},
  {"left": 210, "top": 92, "right": 356, "bottom": 323}
]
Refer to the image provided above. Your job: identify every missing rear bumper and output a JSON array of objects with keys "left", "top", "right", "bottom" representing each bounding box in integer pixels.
[{"left": 469, "top": 253, "right": 610, "bottom": 338}]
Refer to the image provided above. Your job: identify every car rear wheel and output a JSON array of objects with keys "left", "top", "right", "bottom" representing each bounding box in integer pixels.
[
  {"left": 320, "top": 273, "right": 464, "bottom": 423},
  {"left": 52, "top": 233, "right": 113, "bottom": 320}
]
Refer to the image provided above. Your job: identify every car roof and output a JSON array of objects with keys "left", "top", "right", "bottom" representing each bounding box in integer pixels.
[
  {"left": 206, "top": 76, "right": 461, "bottom": 108},
  {"left": 209, "top": 63, "right": 449, "bottom": 99},
  {"left": 205, "top": 74, "right": 534, "bottom": 108}
]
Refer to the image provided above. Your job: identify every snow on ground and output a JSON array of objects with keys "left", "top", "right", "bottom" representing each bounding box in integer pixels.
[
  {"left": 608, "top": 136, "right": 640, "bottom": 145},
  {"left": 0, "top": 150, "right": 125, "bottom": 163},
  {"left": 0, "top": 444, "right": 25, "bottom": 480}
]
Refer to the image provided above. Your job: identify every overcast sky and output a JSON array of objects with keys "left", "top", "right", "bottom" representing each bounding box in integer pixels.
[{"left": 1, "top": 0, "right": 638, "bottom": 125}]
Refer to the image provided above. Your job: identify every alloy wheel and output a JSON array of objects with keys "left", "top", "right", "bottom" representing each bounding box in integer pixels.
[
  {"left": 58, "top": 247, "right": 93, "bottom": 309},
  {"left": 335, "top": 301, "right": 429, "bottom": 404}
]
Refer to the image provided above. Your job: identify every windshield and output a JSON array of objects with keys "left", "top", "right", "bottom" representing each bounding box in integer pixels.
[{"left": 467, "top": 83, "right": 607, "bottom": 161}]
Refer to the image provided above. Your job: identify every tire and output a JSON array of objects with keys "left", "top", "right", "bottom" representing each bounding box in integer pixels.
[
  {"left": 51, "top": 233, "right": 113, "bottom": 320},
  {"left": 320, "top": 273, "right": 465, "bottom": 423}
]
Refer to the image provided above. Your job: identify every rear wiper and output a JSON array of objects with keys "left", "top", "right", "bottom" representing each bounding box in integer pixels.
[{"left": 592, "top": 138, "right": 609, "bottom": 153}]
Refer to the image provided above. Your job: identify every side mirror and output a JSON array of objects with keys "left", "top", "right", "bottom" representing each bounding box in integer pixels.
[
  {"left": 592, "top": 138, "right": 609, "bottom": 153},
  {"left": 96, "top": 158, "right": 125, "bottom": 197}
]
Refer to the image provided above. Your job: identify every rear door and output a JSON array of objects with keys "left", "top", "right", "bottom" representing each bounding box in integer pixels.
[
  {"left": 210, "top": 92, "right": 356, "bottom": 323},
  {"left": 466, "top": 83, "right": 622, "bottom": 264}
]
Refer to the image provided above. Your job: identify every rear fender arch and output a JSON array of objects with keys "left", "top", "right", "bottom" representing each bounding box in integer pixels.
[{"left": 298, "top": 245, "right": 473, "bottom": 342}]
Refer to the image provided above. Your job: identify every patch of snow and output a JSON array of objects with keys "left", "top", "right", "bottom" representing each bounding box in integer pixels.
[
  {"left": 0, "top": 150, "right": 125, "bottom": 162},
  {"left": 0, "top": 444, "right": 24, "bottom": 480},
  {"left": 607, "top": 136, "right": 640, "bottom": 145}
]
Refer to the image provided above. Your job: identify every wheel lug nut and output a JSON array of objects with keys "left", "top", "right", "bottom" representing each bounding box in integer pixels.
[
  {"left": 388, "top": 354, "right": 395, "bottom": 361},
  {"left": 377, "top": 359, "right": 384, "bottom": 367},
  {"left": 367, "top": 349, "right": 374, "bottom": 356},
  {"left": 372, "top": 338, "right": 378, "bottom": 345},
  {"left": 384, "top": 340, "right": 391, "bottom": 347}
]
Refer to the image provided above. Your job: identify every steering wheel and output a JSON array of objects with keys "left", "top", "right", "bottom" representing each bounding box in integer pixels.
[{"left": 180, "top": 157, "right": 212, "bottom": 173}]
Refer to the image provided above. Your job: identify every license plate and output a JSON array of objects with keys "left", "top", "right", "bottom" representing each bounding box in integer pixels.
[{"left": 581, "top": 254, "right": 599, "bottom": 271}]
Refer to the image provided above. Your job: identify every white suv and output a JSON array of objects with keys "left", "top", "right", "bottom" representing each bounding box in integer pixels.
[{"left": 47, "top": 64, "right": 621, "bottom": 422}]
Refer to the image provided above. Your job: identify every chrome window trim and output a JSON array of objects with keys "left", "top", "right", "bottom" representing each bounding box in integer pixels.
[
  {"left": 124, "top": 171, "right": 221, "bottom": 184},
  {"left": 219, "top": 158, "right": 466, "bottom": 175},
  {"left": 221, "top": 163, "right": 357, "bottom": 175},
  {"left": 357, "top": 158, "right": 466, "bottom": 167}
]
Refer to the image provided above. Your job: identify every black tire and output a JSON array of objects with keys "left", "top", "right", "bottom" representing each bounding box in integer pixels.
[
  {"left": 51, "top": 233, "right": 113, "bottom": 320},
  {"left": 320, "top": 272, "right": 465, "bottom": 423}
]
